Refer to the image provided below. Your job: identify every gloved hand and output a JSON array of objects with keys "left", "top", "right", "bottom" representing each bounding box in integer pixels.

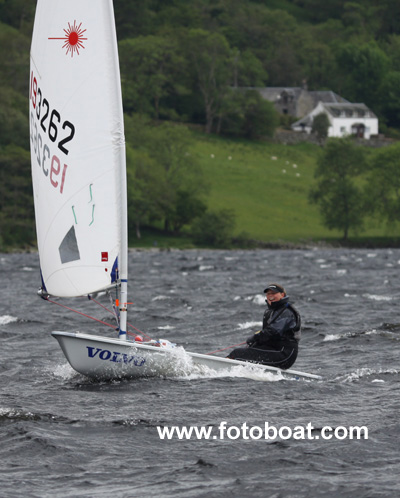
[{"left": 246, "top": 330, "right": 261, "bottom": 347}]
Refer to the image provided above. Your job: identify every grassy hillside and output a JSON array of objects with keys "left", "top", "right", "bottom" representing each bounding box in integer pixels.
[
  {"left": 193, "top": 135, "right": 326, "bottom": 242},
  {"left": 194, "top": 133, "right": 400, "bottom": 244},
  {"left": 130, "top": 132, "right": 400, "bottom": 248}
]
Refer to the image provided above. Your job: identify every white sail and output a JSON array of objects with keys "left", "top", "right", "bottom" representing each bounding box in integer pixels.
[{"left": 29, "top": 0, "right": 127, "bottom": 298}]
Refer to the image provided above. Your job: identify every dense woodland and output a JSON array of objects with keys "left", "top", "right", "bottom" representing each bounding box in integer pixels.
[{"left": 2, "top": 0, "right": 400, "bottom": 248}]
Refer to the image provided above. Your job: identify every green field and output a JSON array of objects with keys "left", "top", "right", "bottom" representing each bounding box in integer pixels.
[
  {"left": 193, "top": 135, "right": 326, "bottom": 241},
  {"left": 130, "top": 133, "right": 400, "bottom": 248}
]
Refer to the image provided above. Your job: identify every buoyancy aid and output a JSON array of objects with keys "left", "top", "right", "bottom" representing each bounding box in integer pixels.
[{"left": 263, "top": 297, "right": 301, "bottom": 342}]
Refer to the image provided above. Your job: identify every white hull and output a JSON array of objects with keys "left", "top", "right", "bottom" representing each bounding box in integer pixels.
[{"left": 52, "top": 331, "right": 322, "bottom": 381}]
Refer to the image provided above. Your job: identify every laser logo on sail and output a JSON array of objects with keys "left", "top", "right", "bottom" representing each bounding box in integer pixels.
[{"left": 48, "top": 21, "right": 87, "bottom": 57}]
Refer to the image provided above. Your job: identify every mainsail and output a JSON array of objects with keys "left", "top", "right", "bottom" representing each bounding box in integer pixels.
[{"left": 29, "top": 0, "right": 127, "bottom": 302}]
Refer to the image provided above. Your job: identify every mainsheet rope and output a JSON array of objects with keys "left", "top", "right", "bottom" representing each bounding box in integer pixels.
[
  {"left": 44, "top": 297, "right": 241, "bottom": 354},
  {"left": 45, "top": 298, "right": 117, "bottom": 330},
  {"left": 88, "top": 296, "right": 153, "bottom": 340},
  {"left": 206, "top": 342, "right": 246, "bottom": 355},
  {"left": 44, "top": 297, "right": 153, "bottom": 341}
]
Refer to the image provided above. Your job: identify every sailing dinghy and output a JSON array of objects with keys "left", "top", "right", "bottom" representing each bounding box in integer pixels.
[{"left": 30, "top": 0, "right": 321, "bottom": 382}]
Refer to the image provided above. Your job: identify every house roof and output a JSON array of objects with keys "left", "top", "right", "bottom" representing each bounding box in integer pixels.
[
  {"left": 252, "top": 87, "right": 305, "bottom": 101},
  {"left": 291, "top": 115, "right": 313, "bottom": 128},
  {"left": 322, "top": 103, "right": 377, "bottom": 119},
  {"left": 249, "top": 87, "right": 350, "bottom": 106},
  {"left": 292, "top": 102, "right": 377, "bottom": 128},
  {"left": 307, "top": 91, "right": 350, "bottom": 106}
]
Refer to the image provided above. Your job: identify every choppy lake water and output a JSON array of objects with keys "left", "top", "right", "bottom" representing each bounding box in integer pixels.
[{"left": 1, "top": 248, "right": 400, "bottom": 497}]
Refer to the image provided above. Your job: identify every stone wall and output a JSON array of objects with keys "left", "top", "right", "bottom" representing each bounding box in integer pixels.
[
  {"left": 273, "top": 130, "right": 322, "bottom": 145},
  {"left": 273, "top": 129, "right": 395, "bottom": 148}
]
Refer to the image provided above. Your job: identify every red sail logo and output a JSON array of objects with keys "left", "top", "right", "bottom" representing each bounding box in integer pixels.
[{"left": 49, "top": 21, "right": 87, "bottom": 57}]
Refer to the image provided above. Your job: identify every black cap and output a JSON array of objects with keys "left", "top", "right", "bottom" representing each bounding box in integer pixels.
[{"left": 264, "top": 284, "right": 285, "bottom": 294}]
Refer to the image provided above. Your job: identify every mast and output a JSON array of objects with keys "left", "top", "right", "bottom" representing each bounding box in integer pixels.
[
  {"left": 119, "top": 149, "right": 128, "bottom": 340},
  {"left": 105, "top": 0, "right": 128, "bottom": 340}
]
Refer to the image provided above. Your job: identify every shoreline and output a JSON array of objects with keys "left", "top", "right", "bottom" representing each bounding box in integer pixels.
[{"left": 5, "top": 238, "right": 400, "bottom": 254}]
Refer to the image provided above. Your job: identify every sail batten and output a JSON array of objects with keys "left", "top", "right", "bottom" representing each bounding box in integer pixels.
[{"left": 30, "top": 0, "right": 127, "bottom": 299}]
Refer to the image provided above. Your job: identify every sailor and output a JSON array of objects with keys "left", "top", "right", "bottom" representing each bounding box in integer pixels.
[{"left": 227, "top": 283, "right": 301, "bottom": 369}]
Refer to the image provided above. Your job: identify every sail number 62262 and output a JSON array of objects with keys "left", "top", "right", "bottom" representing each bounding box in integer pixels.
[
  {"left": 30, "top": 72, "right": 75, "bottom": 156},
  {"left": 30, "top": 71, "right": 75, "bottom": 194},
  {"left": 31, "top": 111, "right": 68, "bottom": 194}
]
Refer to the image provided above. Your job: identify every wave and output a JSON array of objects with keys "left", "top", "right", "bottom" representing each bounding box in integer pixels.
[
  {"left": 167, "top": 347, "right": 287, "bottom": 383},
  {"left": 335, "top": 367, "right": 400, "bottom": 383},
  {"left": 363, "top": 293, "right": 393, "bottom": 301},
  {"left": 111, "top": 418, "right": 165, "bottom": 427},
  {"left": 251, "top": 295, "right": 265, "bottom": 305},
  {"left": 199, "top": 265, "right": 214, "bottom": 271},
  {"left": 0, "top": 406, "right": 160, "bottom": 429},
  {"left": 0, "top": 407, "right": 70, "bottom": 423},
  {"left": 323, "top": 329, "right": 379, "bottom": 342},
  {"left": 51, "top": 362, "right": 79, "bottom": 381},
  {"left": 236, "top": 321, "right": 262, "bottom": 330},
  {"left": 151, "top": 295, "right": 170, "bottom": 301},
  {"left": 173, "top": 363, "right": 284, "bottom": 383},
  {"left": 0, "top": 315, "right": 18, "bottom": 325},
  {"left": 0, "top": 407, "right": 40, "bottom": 422}
]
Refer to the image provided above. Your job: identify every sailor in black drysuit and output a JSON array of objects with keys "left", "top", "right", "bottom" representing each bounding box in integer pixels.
[{"left": 227, "top": 284, "right": 301, "bottom": 370}]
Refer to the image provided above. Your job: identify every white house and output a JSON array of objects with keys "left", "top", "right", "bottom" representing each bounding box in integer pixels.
[{"left": 291, "top": 102, "right": 379, "bottom": 139}]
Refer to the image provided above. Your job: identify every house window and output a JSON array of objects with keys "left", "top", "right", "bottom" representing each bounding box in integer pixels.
[
  {"left": 340, "top": 126, "right": 346, "bottom": 133},
  {"left": 351, "top": 123, "right": 365, "bottom": 138}
]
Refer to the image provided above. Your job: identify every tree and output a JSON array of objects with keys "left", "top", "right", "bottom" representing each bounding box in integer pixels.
[
  {"left": 0, "top": 0, "right": 35, "bottom": 35},
  {"left": 113, "top": 0, "right": 156, "bottom": 39},
  {"left": 290, "top": 0, "right": 346, "bottom": 22},
  {"left": 191, "top": 209, "right": 236, "bottom": 247},
  {"left": 147, "top": 122, "right": 209, "bottom": 230},
  {"left": 0, "top": 86, "right": 29, "bottom": 149},
  {"left": 218, "top": 89, "right": 279, "bottom": 138},
  {"left": 334, "top": 41, "right": 389, "bottom": 106},
  {"left": 309, "top": 138, "right": 367, "bottom": 240},
  {"left": 297, "top": 37, "right": 337, "bottom": 89},
  {"left": 0, "top": 23, "right": 30, "bottom": 94},
  {"left": 341, "top": 2, "right": 383, "bottom": 38},
  {"left": 119, "top": 35, "right": 186, "bottom": 119},
  {"left": 365, "top": 142, "right": 400, "bottom": 223},
  {"left": 375, "top": 0, "right": 400, "bottom": 37},
  {"left": 126, "top": 145, "right": 167, "bottom": 239},
  {"left": 170, "top": 190, "right": 207, "bottom": 233},
  {"left": 266, "top": 40, "right": 303, "bottom": 87},
  {"left": 124, "top": 116, "right": 209, "bottom": 233},
  {"left": 311, "top": 112, "right": 330, "bottom": 140},
  {"left": 380, "top": 71, "right": 400, "bottom": 128},
  {"left": 183, "top": 29, "right": 233, "bottom": 133},
  {"left": 0, "top": 145, "right": 35, "bottom": 248},
  {"left": 231, "top": 49, "right": 268, "bottom": 88}
]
